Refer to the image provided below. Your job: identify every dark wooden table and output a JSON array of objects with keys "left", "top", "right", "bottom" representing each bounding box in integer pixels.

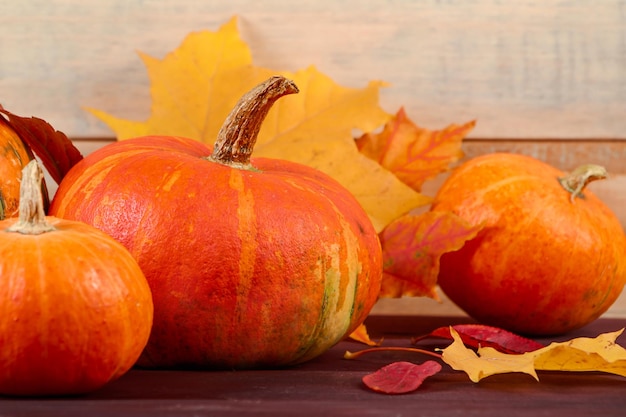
[{"left": 3, "top": 315, "right": 626, "bottom": 417}]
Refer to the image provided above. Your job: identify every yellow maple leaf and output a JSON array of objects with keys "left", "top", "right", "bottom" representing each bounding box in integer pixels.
[
  {"left": 86, "top": 17, "right": 427, "bottom": 232},
  {"left": 533, "top": 329, "right": 626, "bottom": 376},
  {"left": 87, "top": 18, "right": 255, "bottom": 140},
  {"left": 441, "top": 327, "right": 626, "bottom": 383}
]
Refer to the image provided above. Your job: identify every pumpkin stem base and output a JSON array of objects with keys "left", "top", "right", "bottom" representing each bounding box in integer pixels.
[
  {"left": 558, "top": 164, "right": 607, "bottom": 203},
  {"left": 559, "top": 164, "right": 608, "bottom": 203},
  {"left": 6, "top": 160, "right": 56, "bottom": 235}
]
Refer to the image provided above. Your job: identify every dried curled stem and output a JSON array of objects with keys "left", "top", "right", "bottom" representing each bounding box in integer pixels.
[
  {"left": 558, "top": 164, "right": 607, "bottom": 203},
  {"left": 209, "top": 75, "right": 299, "bottom": 168}
]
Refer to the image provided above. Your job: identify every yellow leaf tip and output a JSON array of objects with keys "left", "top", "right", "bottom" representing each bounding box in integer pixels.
[{"left": 343, "top": 351, "right": 356, "bottom": 359}]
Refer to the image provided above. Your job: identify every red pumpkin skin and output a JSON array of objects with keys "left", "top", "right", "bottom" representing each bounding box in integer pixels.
[
  {"left": 50, "top": 78, "right": 382, "bottom": 368},
  {"left": 432, "top": 153, "right": 626, "bottom": 335}
]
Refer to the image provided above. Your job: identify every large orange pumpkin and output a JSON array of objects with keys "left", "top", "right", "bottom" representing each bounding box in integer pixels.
[
  {"left": 432, "top": 152, "right": 626, "bottom": 335},
  {"left": 0, "top": 118, "right": 40, "bottom": 219},
  {"left": 50, "top": 76, "right": 383, "bottom": 368},
  {"left": 0, "top": 161, "right": 153, "bottom": 396}
]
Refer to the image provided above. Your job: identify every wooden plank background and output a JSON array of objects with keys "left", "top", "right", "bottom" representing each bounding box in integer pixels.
[{"left": 2, "top": 0, "right": 626, "bottom": 319}]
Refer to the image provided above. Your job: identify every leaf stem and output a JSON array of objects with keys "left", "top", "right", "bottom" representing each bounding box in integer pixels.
[{"left": 344, "top": 346, "right": 443, "bottom": 360}]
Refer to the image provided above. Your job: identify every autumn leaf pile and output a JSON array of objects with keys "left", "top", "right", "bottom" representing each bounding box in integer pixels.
[
  {"left": 87, "top": 17, "right": 478, "bottom": 304},
  {"left": 346, "top": 325, "right": 626, "bottom": 394}
]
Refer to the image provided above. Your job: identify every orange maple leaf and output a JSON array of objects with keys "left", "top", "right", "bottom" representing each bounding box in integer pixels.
[
  {"left": 348, "top": 323, "right": 383, "bottom": 347},
  {"left": 379, "top": 210, "right": 484, "bottom": 300},
  {"left": 356, "top": 108, "right": 475, "bottom": 192}
]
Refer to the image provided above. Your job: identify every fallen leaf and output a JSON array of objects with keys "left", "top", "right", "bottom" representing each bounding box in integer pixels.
[
  {"left": 0, "top": 109, "right": 83, "bottom": 185},
  {"left": 86, "top": 17, "right": 427, "bottom": 232},
  {"left": 412, "top": 324, "right": 544, "bottom": 354},
  {"left": 440, "top": 328, "right": 539, "bottom": 382},
  {"left": 441, "top": 327, "right": 626, "bottom": 382},
  {"left": 356, "top": 108, "right": 475, "bottom": 192},
  {"left": 348, "top": 323, "right": 382, "bottom": 347},
  {"left": 533, "top": 329, "right": 626, "bottom": 375},
  {"left": 379, "top": 211, "right": 484, "bottom": 299},
  {"left": 362, "top": 361, "right": 442, "bottom": 394}
]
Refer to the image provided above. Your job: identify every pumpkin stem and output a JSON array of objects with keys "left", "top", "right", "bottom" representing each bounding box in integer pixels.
[
  {"left": 6, "top": 160, "right": 56, "bottom": 234},
  {"left": 558, "top": 164, "right": 608, "bottom": 203},
  {"left": 209, "top": 75, "right": 299, "bottom": 167}
]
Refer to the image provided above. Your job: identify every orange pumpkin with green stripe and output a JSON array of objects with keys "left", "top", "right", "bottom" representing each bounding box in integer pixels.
[
  {"left": 0, "top": 119, "right": 36, "bottom": 219},
  {"left": 50, "top": 76, "right": 383, "bottom": 368}
]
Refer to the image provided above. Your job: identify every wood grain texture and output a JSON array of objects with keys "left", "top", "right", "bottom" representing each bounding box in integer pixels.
[
  {"left": 2, "top": 0, "right": 626, "bottom": 138},
  {"left": 3, "top": 317, "right": 626, "bottom": 415},
  {"left": 371, "top": 286, "right": 626, "bottom": 320}
]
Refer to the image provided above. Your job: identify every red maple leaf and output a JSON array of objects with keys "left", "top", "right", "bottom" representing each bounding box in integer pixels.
[
  {"left": 0, "top": 108, "right": 83, "bottom": 184},
  {"left": 412, "top": 324, "right": 544, "bottom": 354}
]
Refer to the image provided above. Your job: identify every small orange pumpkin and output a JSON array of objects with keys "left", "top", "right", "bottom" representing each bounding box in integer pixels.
[
  {"left": 432, "top": 153, "right": 626, "bottom": 335},
  {"left": 50, "top": 76, "right": 382, "bottom": 368},
  {"left": 0, "top": 161, "right": 153, "bottom": 396}
]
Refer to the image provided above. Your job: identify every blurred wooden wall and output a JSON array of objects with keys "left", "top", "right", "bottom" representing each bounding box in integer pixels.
[{"left": 2, "top": 0, "right": 625, "bottom": 318}]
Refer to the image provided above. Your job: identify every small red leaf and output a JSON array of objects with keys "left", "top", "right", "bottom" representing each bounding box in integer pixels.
[
  {"left": 412, "top": 324, "right": 544, "bottom": 354},
  {"left": 362, "top": 361, "right": 442, "bottom": 394},
  {"left": 0, "top": 109, "right": 83, "bottom": 184}
]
